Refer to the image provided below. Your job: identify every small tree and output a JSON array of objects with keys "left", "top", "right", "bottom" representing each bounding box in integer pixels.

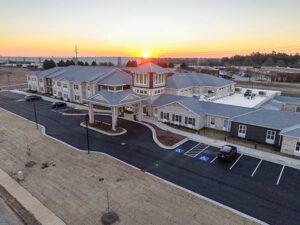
[
  {"left": 108, "top": 62, "right": 114, "bottom": 66},
  {"left": 91, "top": 61, "right": 97, "bottom": 66},
  {"left": 84, "top": 62, "right": 89, "bottom": 66},
  {"left": 57, "top": 60, "right": 66, "bottom": 67},
  {"left": 43, "top": 59, "right": 56, "bottom": 70},
  {"left": 180, "top": 62, "right": 188, "bottom": 69}
]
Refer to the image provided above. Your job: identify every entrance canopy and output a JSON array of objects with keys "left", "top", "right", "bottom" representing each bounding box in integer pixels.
[
  {"left": 87, "top": 89, "right": 146, "bottom": 107},
  {"left": 86, "top": 90, "right": 148, "bottom": 131}
]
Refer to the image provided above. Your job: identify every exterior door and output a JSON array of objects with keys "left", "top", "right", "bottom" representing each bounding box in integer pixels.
[
  {"left": 266, "top": 130, "right": 276, "bottom": 145},
  {"left": 238, "top": 124, "right": 246, "bottom": 138}
]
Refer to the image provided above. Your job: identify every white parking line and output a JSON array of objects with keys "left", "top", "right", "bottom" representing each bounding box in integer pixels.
[
  {"left": 210, "top": 156, "right": 218, "bottom": 164},
  {"left": 229, "top": 154, "right": 243, "bottom": 170},
  {"left": 276, "top": 165, "right": 285, "bottom": 185},
  {"left": 251, "top": 159, "right": 263, "bottom": 177}
]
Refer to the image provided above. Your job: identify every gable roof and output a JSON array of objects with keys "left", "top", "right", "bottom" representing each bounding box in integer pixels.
[
  {"left": 129, "top": 62, "right": 169, "bottom": 74},
  {"left": 97, "top": 69, "right": 132, "bottom": 86},
  {"left": 87, "top": 90, "right": 145, "bottom": 106},
  {"left": 153, "top": 94, "right": 255, "bottom": 118},
  {"left": 232, "top": 109, "right": 300, "bottom": 130},
  {"left": 166, "top": 73, "right": 234, "bottom": 89}
]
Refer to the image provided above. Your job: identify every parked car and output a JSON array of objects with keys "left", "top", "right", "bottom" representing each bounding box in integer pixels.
[
  {"left": 217, "top": 145, "right": 237, "bottom": 162},
  {"left": 25, "top": 95, "right": 42, "bottom": 102},
  {"left": 244, "top": 89, "right": 252, "bottom": 97},
  {"left": 51, "top": 101, "right": 67, "bottom": 109}
]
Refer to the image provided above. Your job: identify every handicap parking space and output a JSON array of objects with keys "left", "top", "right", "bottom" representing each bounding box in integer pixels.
[
  {"left": 184, "top": 143, "right": 209, "bottom": 158},
  {"left": 278, "top": 167, "right": 300, "bottom": 192},
  {"left": 197, "top": 146, "right": 220, "bottom": 163},
  {"left": 173, "top": 141, "right": 198, "bottom": 155}
]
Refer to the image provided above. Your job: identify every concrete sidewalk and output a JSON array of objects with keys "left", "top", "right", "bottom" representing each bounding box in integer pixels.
[
  {"left": 143, "top": 117, "right": 300, "bottom": 170},
  {"left": 0, "top": 169, "right": 66, "bottom": 225}
]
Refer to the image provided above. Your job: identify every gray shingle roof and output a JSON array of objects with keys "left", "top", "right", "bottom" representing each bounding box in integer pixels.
[
  {"left": 274, "top": 95, "right": 300, "bottom": 106},
  {"left": 166, "top": 73, "right": 234, "bottom": 89},
  {"left": 280, "top": 124, "right": 300, "bottom": 138},
  {"left": 261, "top": 99, "right": 285, "bottom": 111},
  {"left": 153, "top": 94, "right": 255, "bottom": 118},
  {"left": 232, "top": 109, "right": 300, "bottom": 130},
  {"left": 33, "top": 66, "right": 117, "bottom": 82},
  {"left": 129, "top": 62, "right": 169, "bottom": 74},
  {"left": 88, "top": 90, "right": 145, "bottom": 106},
  {"left": 98, "top": 69, "right": 132, "bottom": 86}
]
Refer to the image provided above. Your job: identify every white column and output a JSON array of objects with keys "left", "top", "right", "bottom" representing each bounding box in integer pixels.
[
  {"left": 138, "top": 102, "right": 143, "bottom": 121},
  {"left": 88, "top": 103, "right": 94, "bottom": 123},
  {"left": 112, "top": 106, "right": 117, "bottom": 131}
]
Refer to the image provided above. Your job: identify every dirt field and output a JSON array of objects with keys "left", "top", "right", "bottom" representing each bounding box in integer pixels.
[
  {"left": 0, "top": 67, "right": 30, "bottom": 87},
  {"left": 0, "top": 108, "right": 258, "bottom": 225}
]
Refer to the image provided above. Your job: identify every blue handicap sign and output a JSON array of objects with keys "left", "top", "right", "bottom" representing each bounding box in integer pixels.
[
  {"left": 175, "top": 148, "right": 184, "bottom": 153},
  {"left": 198, "top": 155, "right": 209, "bottom": 161}
]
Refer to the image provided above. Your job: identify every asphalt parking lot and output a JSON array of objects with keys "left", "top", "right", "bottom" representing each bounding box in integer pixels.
[
  {"left": 175, "top": 141, "right": 300, "bottom": 189},
  {"left": 1, "top": 91, "right": 300, "bottom": 225}
]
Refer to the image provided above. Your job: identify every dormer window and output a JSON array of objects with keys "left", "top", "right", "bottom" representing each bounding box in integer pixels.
[
  {"left": 107, "top": 86, "right": 123, "bottom": 92},
  {"left": 155, "top": 74, "right": 164, "bottom": 85},
  {"left": 135, "top": 74, "right": 147, "bottom": 85}
]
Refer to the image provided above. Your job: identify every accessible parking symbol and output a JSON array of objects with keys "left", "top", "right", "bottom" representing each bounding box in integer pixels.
[
  {"left": 198, "top": 155, "right": 210, "bottom": 162},
  {"left": 175, "top": 148, "right": 184, "bottom": 153}
]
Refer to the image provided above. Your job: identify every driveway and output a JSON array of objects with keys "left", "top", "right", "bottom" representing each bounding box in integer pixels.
[{"left": 0, "top": 91, "right": 300, "bottom": 225}]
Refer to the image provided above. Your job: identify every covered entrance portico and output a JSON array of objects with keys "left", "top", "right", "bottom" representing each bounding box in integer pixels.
[{"left": 87, "top": 90, "right": 146, "bottom": 131}]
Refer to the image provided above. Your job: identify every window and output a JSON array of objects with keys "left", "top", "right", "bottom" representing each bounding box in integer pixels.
[
  {"left": 54, "top": 90, "right": 56, "bottom": 95},
  {"left": 87, "top": 86, "right": 90, "bottom": 91},
  {"left": 266, "top": 130, "right": 276, "bottom": 144},
  {"left": 136, "top": 74, "right": 147, "bottom": 85},
  {"left": 58, "top": 92, "right": 62, "bottom": 97},
  {"left": 172, "top": 114, "right": 182, "bottom": 123},
  {"left": 108, "top": 86, "right": 114, "bottom": 91},
  {"left": 63, "top": 94, "right": 68, "bottom": 98},
  {"left": 63, "top": 84, "right": 67, "bottom": 88},
  {"left": 296, "top": 142, "right": 300, "bottom": 152},
  {"left": 223, "top": 119, "right": 229, "bottom": 131},
  {"left": 116, "top": 86, "right": 123, "bottom": 91},
  {"left": 210, "top": 117, "right": 215, "bottom": 128},
  {"left": 160, "top": 112, "right": 169, "bottom": 120},
  {"left": 39, "top": 79, "right": 43, "bottom": 82},
  {"left": 155, "top": 74, "right": 164, "bottom": 85},
  {"left": 74, "top": 84, "right": 79, "bottom": 90},
  {"left": 57, "top": 82, "right": 61, "bottom": 87},
  {"left": 185, "top": 117, "right": 195, "bottom": 126},
  {"left": 74, "top": 95, "right": 80, "bottom": 101},
  {"left": 238, "top": 124, "right": 247, "bottom": 138}
]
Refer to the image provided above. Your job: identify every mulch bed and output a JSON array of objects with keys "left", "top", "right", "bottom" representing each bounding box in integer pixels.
[
  {"left": 64, "top": 109, "right": 88, "bottom": 114},
  {"left": 143, "top": 122, "right": 186, "bottom": 146},
  {"left": 0, "top": 185, "right": 41, "bottom": 225},
  {"left": 85, "top": 121, "right": 123, "bottom": 134}
]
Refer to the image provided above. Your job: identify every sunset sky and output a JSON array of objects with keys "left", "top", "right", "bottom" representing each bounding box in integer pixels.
[{"left": 0, "top": 0, "right": 300, "bottom": 58}]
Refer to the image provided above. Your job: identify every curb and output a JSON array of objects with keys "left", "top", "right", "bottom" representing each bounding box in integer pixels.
[{"left": 80, "top": 122, "right": 127, "bottom": 136}]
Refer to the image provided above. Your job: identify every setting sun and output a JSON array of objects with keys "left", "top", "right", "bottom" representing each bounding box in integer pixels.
[{"left": 142, "top": 51, "right": 150, "bottom": 58}]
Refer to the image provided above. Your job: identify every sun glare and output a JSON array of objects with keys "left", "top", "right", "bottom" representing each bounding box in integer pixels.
[{"left": 142, "top": 51, "right": 150, "bottom": 58}]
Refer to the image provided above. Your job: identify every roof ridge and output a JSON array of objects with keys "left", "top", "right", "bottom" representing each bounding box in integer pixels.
[
  {"left": 281, "top": 123, "right": 300, "bottom": 134},
  {"left": 231, "top": 108, "right": 262, "bottom": 119}
]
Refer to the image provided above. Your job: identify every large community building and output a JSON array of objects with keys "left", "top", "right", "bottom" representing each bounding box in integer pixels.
[{"left": 27, "top": 62, "right": 300, "bottom": 156}]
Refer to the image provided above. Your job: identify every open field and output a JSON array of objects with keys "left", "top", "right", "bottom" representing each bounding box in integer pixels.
[
  {"left": 0, "top": 67, "right": 30, "bottom": 87},
  {"left": 0, "top": 108, "right": 257, "bottom": 225}
]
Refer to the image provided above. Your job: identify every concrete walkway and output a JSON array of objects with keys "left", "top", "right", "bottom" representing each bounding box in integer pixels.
[
  {"left": 0, "top": 169, "right": 66, "bottom": 225},
  {"left": 143, "top": 117, "right": 300, "bottom": 170}
]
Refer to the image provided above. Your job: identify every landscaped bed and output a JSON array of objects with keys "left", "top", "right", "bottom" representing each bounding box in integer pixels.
[
  {"left": 143, "top": 122, "right": 186, "bottom": 147},
  {"left": 83, "top": 120, "right": 124, "bottom": 134},
  {"left": 64, "top": 109, "right": 88, "bottom": 114}
]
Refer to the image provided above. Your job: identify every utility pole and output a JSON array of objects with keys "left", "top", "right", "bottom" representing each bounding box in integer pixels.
[
  {"left": 85, "top": 114, "right": 90, "bottom": 154},
  {"left": 75, "top": 45, "right": 78, "bottom": 65},
  {"left": 33, "top": 103, "right": 38, "bottom": 129}
]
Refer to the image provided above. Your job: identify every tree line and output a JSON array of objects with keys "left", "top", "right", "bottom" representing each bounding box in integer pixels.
[
  {"left": 221, "top": 52, "right": 300, "bottom": 67},
  {"left": 43, "top": 59, "right": 114, "bottom": 70}
]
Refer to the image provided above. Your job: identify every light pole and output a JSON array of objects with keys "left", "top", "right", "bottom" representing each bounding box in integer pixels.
[
  {"left": 85, "top": 114, "right": 90, "bottom": 154},
  {"left": 33, "top": 103, "right": 38, "bottom": 129}
]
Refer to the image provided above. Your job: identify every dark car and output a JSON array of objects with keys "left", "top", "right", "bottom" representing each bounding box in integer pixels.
[
  {"left": 217, "top": 145, "right": 237, "bottom": 162},
  {"left": 25, "top": 95, "right": 42, "bottom": 102},
  {"left": 51, "top": 101, "right": 67, "bottom": 109},
  {"left": 244, "top": 89, "right": 252, "bottom": 97}
]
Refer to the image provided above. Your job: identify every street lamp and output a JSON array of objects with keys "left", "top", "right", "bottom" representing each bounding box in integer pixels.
[
  {"left": 85, "top": 114, "right": 90, "bottom": 154},
  {"left": 33, "top": 103, "right": 38, "bottom": 129}
]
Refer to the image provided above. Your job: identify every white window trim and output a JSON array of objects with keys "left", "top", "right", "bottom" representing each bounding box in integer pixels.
[
  {"left": 223, "top": 119, "right": 229, "bottom": 131},
  {"left": 295, "top": 141, "right": 300, "bottom": 153},
  {"left": 209, "top": 117, "right": 215, "bottom": 128},
  {"left": 265, "top": 130, "right": 276, "bottom": 145},
  {"left": 238, "top": 124, "right": 246, "bottom": 138}
]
